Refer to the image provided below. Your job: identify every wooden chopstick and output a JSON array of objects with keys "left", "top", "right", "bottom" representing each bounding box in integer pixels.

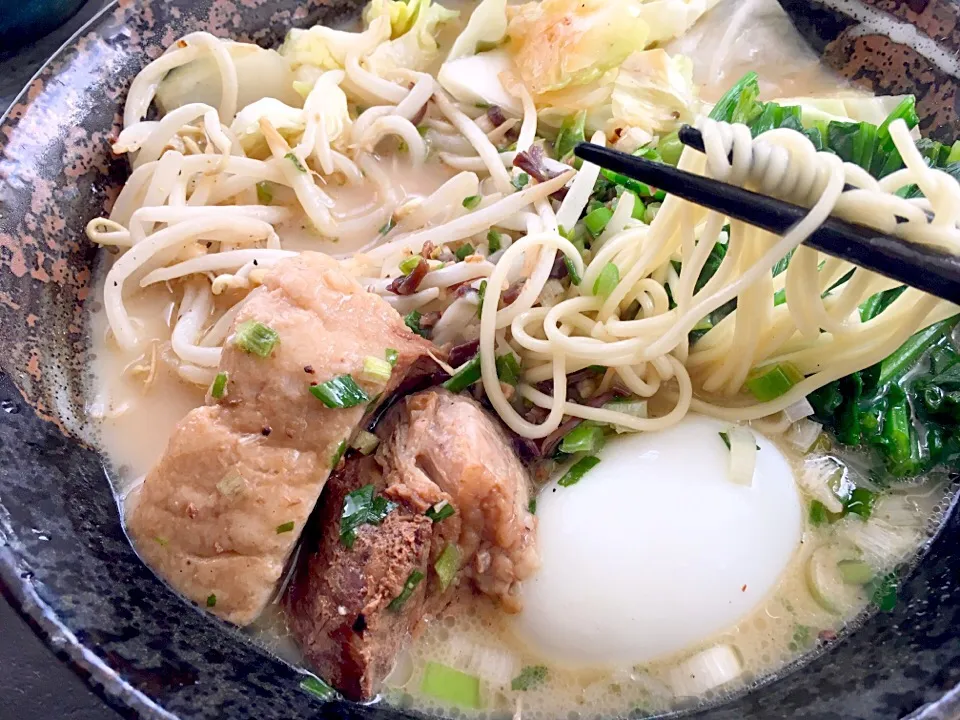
[{"left": 574, "top": 139, "right": 960, "bottom": 306}]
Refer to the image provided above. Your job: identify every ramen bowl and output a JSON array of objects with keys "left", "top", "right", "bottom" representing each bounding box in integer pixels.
[{"left": 0, "top": 1, "right": 959, "bottom": 718}]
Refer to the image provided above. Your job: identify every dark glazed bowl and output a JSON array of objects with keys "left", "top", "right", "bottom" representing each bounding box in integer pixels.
[{"left": 0, "top": 1, "right": 959, "bottom": 718}]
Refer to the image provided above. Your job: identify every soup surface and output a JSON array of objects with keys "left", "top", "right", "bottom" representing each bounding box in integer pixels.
[{"left": 86, "top": 0, "right": 960, "bottom": 716}]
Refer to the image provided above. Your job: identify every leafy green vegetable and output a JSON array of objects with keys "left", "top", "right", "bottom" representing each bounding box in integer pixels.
[
  {"left": 593, "top": 262, "right": 620, "bottom": 299},
  {"left": 745, "top": 362, "right": 804, "bottom": 402},
  {"left": 584, "top": 206, "right": 613, "bottom": 237},
  {"left": 496, "top": 352, "right": 521, "bottom": 386},
  {"left": 868, "top": 571, "right": 898, "bottom": 612},
  {"left": 340, "top": 484, "right": 397, "bottom": 548},
  {"left": 511, "top": 665, "right": 548, "bottom": 691}
]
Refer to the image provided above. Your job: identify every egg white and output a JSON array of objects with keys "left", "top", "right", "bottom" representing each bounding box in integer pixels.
[{"left": 512, "top": 414, "right": 802, "bottom": 668}]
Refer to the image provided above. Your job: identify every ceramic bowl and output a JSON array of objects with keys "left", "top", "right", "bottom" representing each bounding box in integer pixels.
[{"left": 1, "top": 1, "right": 959, "bottom": 718}]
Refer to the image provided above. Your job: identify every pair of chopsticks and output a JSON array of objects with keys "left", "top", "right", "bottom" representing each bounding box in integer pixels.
[{"left": 574, "top": 127, "right": 960, "bottom": 306}]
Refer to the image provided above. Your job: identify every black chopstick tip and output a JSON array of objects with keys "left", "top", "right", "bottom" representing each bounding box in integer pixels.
[{"left": 678, "top": 125, "right": 705, "bottom": 153}]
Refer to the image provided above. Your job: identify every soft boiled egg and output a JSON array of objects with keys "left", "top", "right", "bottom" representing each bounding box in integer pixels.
[{"left": 511, "top": 414, "right": 802, "bottom": 668}]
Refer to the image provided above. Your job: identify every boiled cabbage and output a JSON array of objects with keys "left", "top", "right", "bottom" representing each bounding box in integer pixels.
[
  {"left": 278, "top": 25, "right": 357, "bottom": 72},
  {"left": 610, "top": 50, "right": 699, "bottom": 136},
  {"left": 633, "top": 0, "right": 722, "bottom": 46},
  {"left": 365, "top": 0, "right": 459, "bottom": 74},
  {"left": 445, "top": 0, "right": 508, "bottom": 61},
  {"left": 437, "top": 49, "right": 522, "bottom": 114},
  {"left": 505, "top": 0, "right": 649, "bottom": 97},
  {"left": 156, "top": 42, "right": 301, "bottom": 113}
]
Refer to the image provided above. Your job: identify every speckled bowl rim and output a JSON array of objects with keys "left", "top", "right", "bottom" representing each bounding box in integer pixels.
[
  {"left": 0, "top": 7, "right": 184, "bottom": 716},
  {"left": 2, "top": 2, "right": 960, "bottom": 719}
]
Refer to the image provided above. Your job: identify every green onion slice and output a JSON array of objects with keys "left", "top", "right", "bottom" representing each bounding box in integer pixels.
[
  {"left": 462, "top": 195, "right": 482, "bottom": 209},
  {"left": 405, "top": 309, "right": 427, "bottom": 337},
  {"left": 455, "top": 243, "right": 475, "bottom": 261},
  {"left": 564, "top": 255, "right": 582, "bottom": 285},
  {"left": 210, "top": 371, "right": 228, "bottom": 399},
  {"left": 310, "top": 375, "right": 370, "bottom": 408},
  {"left": 421, "top": 663, "right": 482, "bottom": 709},
  {"left": 511, "top": 665, "right": 548, "bottom": 691},
  {"left": 434, "top": 544, "right": 460, "bottom": 591},
  {"left": 558, "top": 456, "right": 600, "bottom": 487},
  {"left": 745, "top": 362, "right": 804, "bottom": 402},
  {"left": 276, "top": 521, "right": 295, "bottom": 534},
  {"left": 593, "top": 262, "right": 620, "bottom": 299},
  {"left": 330, "top": 439, "right": 347, "bottom": 469},
  {"left": 351, "top": 430, "right": 380, "bottom": 455},
  {"left": 232, "top": 321, "right": 279, "bottom": 357},
  {"left": 487, "top": 230, "right": 503, "bottom": 253},
  {"left": 206, "top": 593, "right": 217, "bottom": 607},
  {"left": 511, "top": 172, "right": 530, "bottom": 190},
  {"left": 340, "top": 484, "right": 397, "bottom": 548},
  {"left": 496, "top": 353, "right": 521, "bottom": 386},
  {"left": 388, "top": 569, "right": 425, "bottom": 611},
  {"left": 285, "top": 152, "right": 307, "bottom": 172},
  {"left": 442, "top": 354, "right": 482, "bottom": 392},
  {"left": 256, "top": 181, "right": 274, "bottom": 205},
  {"left": 361, "top": 356, "right": 393, "bottom": 385},
  {"left": 559, "top": 423, "right": 605, "bottom": 454},
  {"left": 300, "top": 676, "right": 335, "bottom": 700},
  {"left": 399, "top": 255, "right": 423, "bottom": 275},
  {"left": 385, "top": 348, "right": 399, "bottom": 366},
  {"left": 584, "top": 206, "right": 613, "bottom": 237},
  {"left": 425, "top": 501, "right": 455, "bottom": 522}
]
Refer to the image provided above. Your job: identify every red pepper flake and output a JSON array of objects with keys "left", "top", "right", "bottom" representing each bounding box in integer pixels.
[
  {"left": 304, "top": 365, "right": 315, "bottom": 374},
  {"left": 741, "top": 584, "right": 747, "bottom": 592},
  {"left": 261, "top": 426, "right": 272, "bottom": 437}
]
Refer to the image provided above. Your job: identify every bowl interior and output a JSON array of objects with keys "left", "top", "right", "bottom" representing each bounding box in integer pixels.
[{"left": 1, "top": 2, "right": 960, "bottom": 719}]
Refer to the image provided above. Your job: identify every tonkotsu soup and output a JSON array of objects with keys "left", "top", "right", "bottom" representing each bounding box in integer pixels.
[{"left": 85, "top": 0, "right": 960, "bottom": 716}]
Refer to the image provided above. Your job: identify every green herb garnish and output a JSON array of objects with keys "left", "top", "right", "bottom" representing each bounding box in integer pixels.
[
  {"left": 276, "top": 521, "right": 295, "bottom": 534},
  {"left": 232, "top": 321, "right": 280, "bottom": 357},
  {"left": 388, "top": 569, "right": 425, "bottom": 611},
  {"left": 462, "top": 195, "right": 481, "bottom": 210},
  {"left": 330, "top": 439, "right": 347, "bottom": 470},
  {"left": 340, "top": 484, "right": 397, "bottom": 548},
  {"left": 511, "top": 665, "right": 548, "bottom": 691},
  {"left": 558, "top": 456, "right": 600, "bottom": 487},
  {"left": 425, "top": 501, "right": 455, "bottom": 522},
  {"left": 210, "top": 371, "right": 228, "bottom": 399},
  {"left": 455, "top": 243, "right": 475, "bottom": 261},
  {"left": 285, "top": 152, "right": 307, "bottom": 172},
  {"left": 442, "top": 354, "right": 482, "bottom": 392},
  {"left": 404, "top": 309, "right": 427, "bottom": 337},
  {"left": 310, "top": 375, "right": 370, "bottom": 409},
  {"left": 206, "top": 593, "right": 217, "bottom": 607}
]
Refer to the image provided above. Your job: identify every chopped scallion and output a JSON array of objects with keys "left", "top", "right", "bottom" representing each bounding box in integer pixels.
[
  {"left": 399, "top": 254, "right": 423, "bottom": 275},
  {"left": 593, "top": 262, "right": 620, "bottom": 299},
  {"left": 256, "top": 181, "right": 274, "bottom": 205},
  {"left": 584, "top": 206, "right": 613, "bottom": 237},
  {"left": 442, "top": 354, "right": 481, "bottom": 392},
  {"left": 351, "top": 429, "right": 380, "bottom": 455},
  {"left": 300, "top": 676, "right": 335, "bottom": 700},
  {"left": 426, "top": 501, "right": 455, "bottom": 522},
  {"left": 388, "top": 569, "right": 425, "bottom": 611},
  {"left": 330, "top": 439, "right": 347, "bottom": 469},
  {"left": 476, "top": 279, "right": 487, "bottom": 317},
  {"left": 564, "top": 255, "right": 582, "bottom": 285},
  {"left": 745, "top": 362, "right": 804, "bottom": 401},
  {"left": 379, "top": 218, "right": 395, "bottom": 235},
  {"left": 421, "top": 663, "right": 482, "bottom": 709},
  {"left": 496, "top": 353, "right": 521, "bottom": 386},
  {"left": 511, "top": 665, "right": 548, "bottom": 691},
  {"left": 487, "top": 229, "right": 502, "bottom": 253},
  {"left": 210, "top": 371, "right": 228, "bottom": 399},
  {"left": 285, "top": 152, "right": 307, "bottom": 172},
  {"left": 310, "top": 374, "right": 370, "bottom": 408},
  {"left": 528, "top": 498, "right": 537, "bottom": 514},
  {"left": 434, "top": 543, "right": 460, "bottom": 591},
  {"left": 340, "top": 484, "right": 397, "bottom": 548},
  {"left": 558, "top": 456, "right": 600, "bottom": 487},
  {"left": 511, "top": 172, "right": 529, "bottom": 190},
  {"left": 719, "top": 431, "right": 732, "bottom": 450},
  {"left": 385, "top": 348, "right": 399, "bottom": 366},
  {"left": 206, "top": 593, "right": 217, "bottom": 607},
  {"left": 846, "top": 487, "right": 876, "bottom": 520},
  {"left": 559, "top": 423, "right": 605, "bottom": 454},
  {"left": 838, "top": 559, "right": 874, "bottom": 585},
  {"left": 276, "top": 521, "right": 295, "bottom": 534},
  {"left": 362, "top": 356, "right": 393, "bottom": 385},
  {"left": 455, "top": 243, "right": 475, "bottom": 261},
  {"left": 232, "top": 321, "right": 279, "bottom": 357},
  {"left": 462, "top": 195, "right": 481, "bottom": 210},
  {"left": 404, "top": 309, "right": 427, "bottom": 337}
]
